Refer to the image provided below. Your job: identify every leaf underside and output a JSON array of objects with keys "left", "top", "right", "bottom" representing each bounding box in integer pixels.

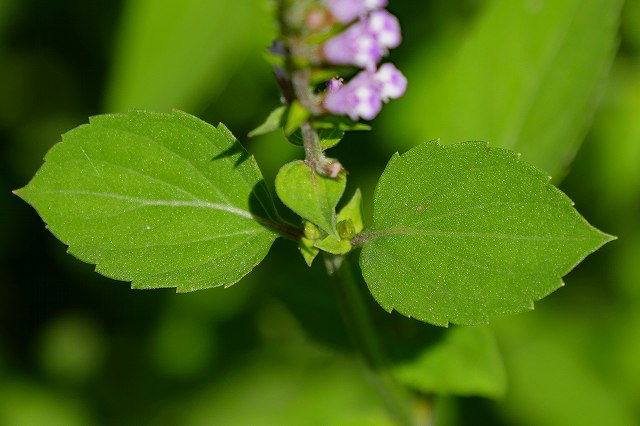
[
  {"left": 16, "top": 110, "right": 279, "bottom": 292},
  {"left": 360, "top": 141, "right": 613, "bottom": 326}
]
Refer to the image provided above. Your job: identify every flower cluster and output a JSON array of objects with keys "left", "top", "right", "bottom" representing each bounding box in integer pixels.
[
  {"left": 324, "top": 63, "right": 406, "bottom": 121},
  {"left": 321, "top": 0, "right": 406, "bottom": 121}
]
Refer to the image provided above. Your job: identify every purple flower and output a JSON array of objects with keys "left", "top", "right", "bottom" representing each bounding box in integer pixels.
[
  {"left": 323, "top": 9, "right": 402, "bottom": 70},
  {"left": 325, "top": 0, "right": 388, "bottom": 23},
  {"left": 327, "top": 77, "right": 344, "bottom": 93},
  {"left": 323, "top": 19, "right": 382, "bottom": 70},
  {"left": 374, "top": 63, "right": 407, "bottom": 101},
  {"left": 368, "top": 9, "right": 401, "bottom": 49},
  {"left": 323, "top": 64, "right": 407, "bottom": 120},
  {"left": 324, "top": 71, "right": 382, "bottom": 120}
]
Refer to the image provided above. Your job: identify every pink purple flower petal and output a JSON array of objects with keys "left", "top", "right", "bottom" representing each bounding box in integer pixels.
[
  {"left": 374, "top": 63, "right": 407, "bottom": 101},
  {"left": 367, "top": 9, "right": 401, "bottom": 49},
  {"left": 323, "top": 20, "right": 382, "bottom": 70},
  {"left": 325, "top": 0, "right": 388, "bottom": 23},
  {"left": 323, "top": 65, "right": 407, "bottom": 120},
  {"left": 323, "top": 9, "right": 402, "bottom": 70}
]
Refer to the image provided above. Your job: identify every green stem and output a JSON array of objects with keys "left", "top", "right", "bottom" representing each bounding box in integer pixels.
[
  {"left": 324, "top": 254, "right": 416, "bottom": 425},
  {"left": 301, "top": 121, "right": 325, "bottom": 170}
]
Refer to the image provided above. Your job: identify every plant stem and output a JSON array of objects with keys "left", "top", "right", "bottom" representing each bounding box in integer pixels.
[
  {"left": 324, "top": 254, "right": 417, "bottom": 425},
  {"left": 301, "top": 121, "right": 325, "bottom": 170}
]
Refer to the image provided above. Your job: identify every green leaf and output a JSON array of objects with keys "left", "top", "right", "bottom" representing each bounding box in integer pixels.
[
  {"left": 317, "top": 128, "right": 345, "bottom": 150},
  {"left": 104, "top": 0, "right": 273, "bottom": 111},
  {"left": 386, "top": 0, "right": 623, "bottom": 177},
  {"left": 337, "top": 189, "right": 364, "bottom": 235},
  {"left": 15, "top": 110, "right": 279, "bottom": 291},
  {"left": 314, "top": 115, "right": 371, "bottom": 132},
  {"left": 285, "top": 127, "right": 343, "bottom": 149},
  {"left": 286, "top": 127, "right": 345, "bottom": 150},
  {"left": 392, "top": 326, "right": 506, "bottom": 398},
  {"left": 308, "top": 189, "right": 365, "bottom": 256},
  {"left": 493, "top": 309, "right": 637, "bottom": 426},
  {"left": 184, "top": 345, "right": 393, "bottom": 425},
  {"left": 359, "top": 141, "right": 613, "bottom": 326},
  {"left": 248, "top": 106, "right": 287, "bottom": 137},
  {"left": 299, "top": 237, "right": 320, "bottom": 267},
  {"left": 284, "top": 101, "right": 311, "bottom": 136},
  {"left": 314, "top": 236, "right": 351, "bottom": 255},
  {"left": 275, "top": 161, "right": 346, "bottom": 238}
]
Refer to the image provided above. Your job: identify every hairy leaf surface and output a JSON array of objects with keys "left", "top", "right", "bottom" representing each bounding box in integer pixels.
[
  {"left": 359, "top": 141, "right": 613, "bottom": 326},
  {"left": 16, "top": 110, "right": 279, "bottom": 291}
]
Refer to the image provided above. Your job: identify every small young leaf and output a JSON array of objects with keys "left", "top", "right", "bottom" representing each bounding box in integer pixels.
[
  {"left": 275, "top": 160, "right": 346, "bottom": 238},
  {"left": 15, "top": 110, "right": 279, "bottom": 291},
  {"left": 298, "top": 221, "right": 322, "bottom": 266},
  {"left": 248, "top": 106, "right": 287, "bottom": 137},
  {"left": 314, "top": 236, "right": 351, "bottom": 255},
  {"left": 285, "top": 127, "right": 345, "bottom": 150},
  {"left": 284, "top": 101, "right": 311, "bottom": 136},
  {"left": 317, "top": 128, "right": 345, "bottom": 150},
  {"left": 359, "top": 141, "right": 613, "bottom": 326},
  {"left": 337, "top": 189, "right": 364, "bottom": 235},
  {"left": 314, "top": 115, "right": 372, "bottom": 132},
  {"left": 299, "top": 237, "right": 320, "bottom": 267}
]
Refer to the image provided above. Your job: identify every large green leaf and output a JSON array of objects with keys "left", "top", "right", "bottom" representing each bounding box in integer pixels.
[
  {"left": 15, "top": 110, "right": 279, "bottom": 291},
  {"left": 359, "top": 141, "right": 613, "bottom": 326},
  {"left": 387, "top": 0, "right": 622, "bottom": 177},
  {"left": 104, "top": 0, "right": 272, "bottom": 112}
]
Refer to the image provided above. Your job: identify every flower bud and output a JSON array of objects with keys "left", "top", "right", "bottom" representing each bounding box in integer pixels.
[{"left": 327, "top": 77, "right": 344, "bottom": 93}]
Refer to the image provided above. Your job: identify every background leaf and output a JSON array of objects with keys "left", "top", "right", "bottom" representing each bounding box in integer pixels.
[
  {"left": 385, "top": 0, "right": 623, "bottom": 178},
  {"left": 16, "top": 110, "right": 279, "bottom": 291},
  {"left": 104, "top": 0, "right": 273, "bottom": 112},
  {"left": 359, "top": 141, "right": 612, "bottom": 326},
  {"left": 393, "top": 325, "right": 506, "bottom": 398}
]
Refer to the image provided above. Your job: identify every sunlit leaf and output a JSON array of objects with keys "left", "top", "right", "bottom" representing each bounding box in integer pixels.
[
  {"left": 359, "top": 141, "right": 613, "bottom": 326},
  {"left": 16, "top": 110, "right": 279, "bottom": 291}
]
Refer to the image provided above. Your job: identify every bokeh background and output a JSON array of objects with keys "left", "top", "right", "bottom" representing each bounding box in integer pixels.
[{"left": 1, "top": 0, "right": 639, "bottom": 424}]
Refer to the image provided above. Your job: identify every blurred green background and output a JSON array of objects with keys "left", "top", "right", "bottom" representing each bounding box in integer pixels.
[{"left": 1, "top": 0, "right": 639, "bottom": 424}]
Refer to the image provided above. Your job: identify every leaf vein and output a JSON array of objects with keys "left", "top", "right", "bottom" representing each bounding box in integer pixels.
[{"left": 39, "top": 189, "right": 255, "bottom": 220}]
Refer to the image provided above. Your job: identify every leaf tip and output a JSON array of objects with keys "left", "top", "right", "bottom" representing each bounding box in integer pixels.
[{"left": 12, "top": 187, "right": 25, "bottom": 199}]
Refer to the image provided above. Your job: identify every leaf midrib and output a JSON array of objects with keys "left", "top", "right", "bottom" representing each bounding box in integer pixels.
[
  {"left": 364, "top": 227, "right": 593, "bottom": 242},
  {"left": 36, "top": 189, "right": 255, "bottom": 220}
]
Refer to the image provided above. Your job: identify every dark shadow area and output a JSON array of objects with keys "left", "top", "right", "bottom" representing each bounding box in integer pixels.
[{"left": 211, "top": 139, "right": 250, "bottom": 168}]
